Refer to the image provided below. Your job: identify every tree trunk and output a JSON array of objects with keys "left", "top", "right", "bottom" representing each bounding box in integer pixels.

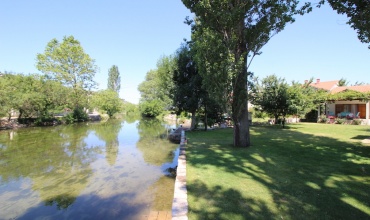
[
  {"left": 204, "top": 103, "right": 208, "bottom": 131},
  {"left": 232, "top": 67, "right": 250, "bottom": 147},
  {"left": 18, "top": 109, "right": 23, "bottom": 120},
  {"left": 190, "top": 110, "right": 197, "bottom": 130}
]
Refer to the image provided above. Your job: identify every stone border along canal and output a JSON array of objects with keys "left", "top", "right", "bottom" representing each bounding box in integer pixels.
[{"left": 172, "top": 129, "right": 188, "bottom": 220}]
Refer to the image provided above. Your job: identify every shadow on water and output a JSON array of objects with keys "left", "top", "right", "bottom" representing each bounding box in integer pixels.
[
  {"left": 0, "top": 117, "right": 179, "bottom": 219},
  {"left": 186, "top": 125, "right": 370, "bottom": 219},
  {"left": 17, "top": 193, "right": 148, "bottom": 220}
]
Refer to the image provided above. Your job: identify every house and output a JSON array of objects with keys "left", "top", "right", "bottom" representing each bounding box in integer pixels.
[{"left": 310, "top": 79, "right": 370, "bottom": 125}]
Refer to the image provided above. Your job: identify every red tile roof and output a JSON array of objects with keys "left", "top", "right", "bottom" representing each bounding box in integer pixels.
[
  {"left": 308, "top": 79, "right": 370, "bottom": 94},
  {"left": 310, "top": 80, "right": 339, "bottom": 91},
  {"left": 330, "top": 85, "right": 370, "bottom": 94}
]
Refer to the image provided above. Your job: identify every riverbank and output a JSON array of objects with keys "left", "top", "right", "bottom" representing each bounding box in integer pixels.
[
  {"left": 0, "top": 118, "right": 28, "bottom": 130},
  {"left": 0, "top": 114, "right": 102, "bottom": 130}
]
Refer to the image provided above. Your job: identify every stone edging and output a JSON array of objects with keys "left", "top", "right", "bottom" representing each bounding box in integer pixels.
[{"left": 172, "top": 130, "right": 188, "bottom": 220}]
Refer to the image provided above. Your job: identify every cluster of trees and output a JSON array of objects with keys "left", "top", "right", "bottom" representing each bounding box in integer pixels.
[
  {"left": 0, "top": 36, "right": 128, "bottom": 124},
  {"left": 138, "top": 0, "right": 370, "bottom": 147}
]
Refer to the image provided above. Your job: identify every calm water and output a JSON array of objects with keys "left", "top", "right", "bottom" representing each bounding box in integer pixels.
[{"left": 0, "top": 118, "right": 179, "bottom": 220}]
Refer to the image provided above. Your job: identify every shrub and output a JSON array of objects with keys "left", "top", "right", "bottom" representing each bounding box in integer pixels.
[
  {"left": 63, "top": 113, "right": 75, "bottom": 124},
  {"left": 35, "top": 115, "right": 58, "bottom": 126},
  {"left": 139, "top": 100, "right": 163, "bottom": 117},
  {"left": 335, "top": 118, "right": 346, "bottom": 124},
  {"left": 317, "top": 115, "right": 328, "bottom": 123},
  {"left": 73, "top": 107, "right": 89, "bottom": 122},
  {"left": 352, "top": 119, "right": 362, "bottom": 125}
]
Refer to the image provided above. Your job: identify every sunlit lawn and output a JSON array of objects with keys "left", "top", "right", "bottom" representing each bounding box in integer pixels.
[{"left": 186, "top": 123, "right": 370, "bottom": 219}]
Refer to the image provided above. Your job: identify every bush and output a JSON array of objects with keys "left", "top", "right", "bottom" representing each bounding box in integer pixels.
[
  {"left": 317, "top": 115, "right": 328, "bottom": 123},
  {"left": 63, "top": 113, "right": 75, "bottom": 124},
  {"left": 335, "top": 118, "right": 346, "bottom": 124},
  {"left": 139, "top": 100, "right": 163, "bottom": 117},
  {"left": 73, "top": 107, "right": 89, "bottom": 122},
  {"left": 61, "top": 107, "right": 89, "bottom": 124},
  {"left": 35, "top": 115, "right": 59, "bottom": 126},
  {"left": 352, "top": 119, "right": 362, "bottom": 125},
  {"left": 251, "top": 108, "right": 268, "bottom": 119}
]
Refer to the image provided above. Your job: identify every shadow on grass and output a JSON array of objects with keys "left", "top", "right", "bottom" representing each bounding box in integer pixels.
[
  {"left": 186, "top": 126, "right": 370, "bottom": 219},
  {"left": 351, "top": 135, "right": 370, "bottom": 140},
  {"left": 187, "top": 179, "right": 276, "bottom": 219}
]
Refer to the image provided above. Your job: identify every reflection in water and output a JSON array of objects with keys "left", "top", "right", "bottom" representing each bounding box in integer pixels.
[
  {"left": 136, "top": 118, "right": 178, "bottom": 166},
  {"left": 0, "top": 118, "right": 179, "bottom": 219},
  {"left": 91, "top": 120, "right": 122, "bottom": 166},
  {"left": 44, "top": 194, "right": 76, "bottom": 210}
]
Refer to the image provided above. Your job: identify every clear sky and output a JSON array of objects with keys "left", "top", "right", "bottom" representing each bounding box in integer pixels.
[{"left": 1, "top": 1, "right": 369, "bottom": 104}]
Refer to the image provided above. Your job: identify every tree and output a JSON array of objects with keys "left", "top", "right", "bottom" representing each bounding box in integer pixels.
[
  {"left": 173, "top": 43, "right": 204, "bottom": 130},
  {"left": 338, "top": 78, "right": 349, "bottom": 86},
  {"left": 107, "top": 65, "right": 121, "bottom": 93},
  {"left": 288, "top": 80, "right": 318, "bottom": 118},
  {"left": 324, "top": 0, "right": 370, "bottom": 48},
  {"left": 138, "top": 55, "right": 176, "bottom": 115},
  {"left": 0, "top": 72, "right": 69, "bottom": 121},
  {"left": 36, "top": 35, "right": 97, "bottom": 109},
  {"left": 139, "top": 100, "right": 163, "bottom": 117},
  {"left": 182, "top": 0, "right": 306, "bottom": 147},
  {"left": 90, "top": 90, "right": 122, "bottom": 118},
  {"left": 251, "top": 75, "right": 290, "bottom": 124},
  {"left": 156, "top": 55, "right": 177, "bottom": 109}
]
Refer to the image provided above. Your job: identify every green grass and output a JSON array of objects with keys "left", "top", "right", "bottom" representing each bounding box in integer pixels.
[{"left": 185, "top": 123, "right": 370, "bottom": 220}]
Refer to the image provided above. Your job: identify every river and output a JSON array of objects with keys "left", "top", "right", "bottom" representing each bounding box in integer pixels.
[{"left": 0, "top": 118, "right": 179, "bottom": 220}]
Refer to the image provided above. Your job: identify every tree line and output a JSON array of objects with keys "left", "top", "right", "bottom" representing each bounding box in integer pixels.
[{"left": 0, "top": 36, "right": 129, "bottom": 125}]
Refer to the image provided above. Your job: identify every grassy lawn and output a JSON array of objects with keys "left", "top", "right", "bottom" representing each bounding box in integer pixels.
[{"left": 185, "top": 123, "right": 370, "bottom": 220}]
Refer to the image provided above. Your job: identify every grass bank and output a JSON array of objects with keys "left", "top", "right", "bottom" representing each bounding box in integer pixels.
[{"left": 186, "top": 123, "right": 370, "bottom": 219}]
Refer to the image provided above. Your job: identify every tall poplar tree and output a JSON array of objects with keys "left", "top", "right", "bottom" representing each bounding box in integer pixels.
[{"left": 107, "top": 65, "right": 121, "bottom": 93}]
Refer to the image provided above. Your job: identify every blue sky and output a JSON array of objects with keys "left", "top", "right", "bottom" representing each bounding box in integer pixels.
[{"left": 1, "top": 1, "right": 369, "bottom": 104}]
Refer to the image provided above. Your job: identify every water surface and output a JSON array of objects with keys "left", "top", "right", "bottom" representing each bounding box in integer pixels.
[{"left": 0, "top": 118, "right": 178, "bottom": 219}]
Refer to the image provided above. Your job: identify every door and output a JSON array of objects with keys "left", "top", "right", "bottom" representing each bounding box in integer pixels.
[{"left": 358, "top": 104, "right": 366, "bottom": 118}]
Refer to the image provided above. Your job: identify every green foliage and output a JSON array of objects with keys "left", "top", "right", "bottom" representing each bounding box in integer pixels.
[
  {"left": 139, "top": 100, "right": 163, "bottom": 117},
  {"left": 121, "top": 101, "right": 139, "bottom": 116},
  {"left": 318, "top": 115, "right": 328, "bottom": 123},
  {"left": 73, "top": 107, "right": 89, "bottom": 122},
  {"left": 335, "top": 118, "right": 346, "bottom": 124},
  {"left": 36, "top": 35, "right": 97, "bottom": 108},
  {"left": 107, "top": 65, "right": 121, "bottom": 93},
  {"left": 288, "top": 80, "right": 319, "bottom": 118},
  {"left": 173, "top": 43, "right": 203, "bottom": 114},
  {"left": 251, "top": 107, "right": 269, "bottom": 119},
  {"left": 324, "top": 0, "right": 370, "bottom": 48},
  {"left": 251, "top": 75, "right": 290, "bottom": 123},
  {"left": 352, "top": 119, "right": 362, "bottom": 125},
  {"left": 182, "top": 0, "right": 309, "bottom": 146},
  {"left": 327, "top": 90, "right": 370, "bottom": 101},
  {"left": 338, "top": 78, "right": 349, "bottom": 86},
  {"left": 138, "top": 55, "right": 176, "bottom": 111},
  {"left": 90, "top": 90, "right": 122, "bottom": 118},
  {"left": 0, "top": 73, "right": 70, "bottom": 120}
]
